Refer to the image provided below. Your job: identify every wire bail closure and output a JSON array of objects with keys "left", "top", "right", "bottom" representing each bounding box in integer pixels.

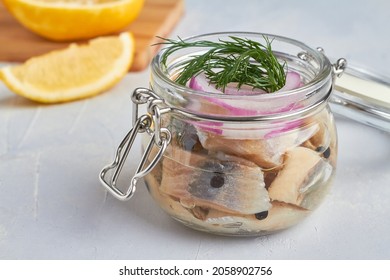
[{"left": 99, "top": 88, "right": 171, "bottom": 201}]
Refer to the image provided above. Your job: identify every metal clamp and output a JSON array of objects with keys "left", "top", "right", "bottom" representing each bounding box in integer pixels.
[
  {"left": 99, "top": 88, "right": 171, "bottom": 201},
  {"left": 332, "top": 58, "right": 347, "bottom": 78}
]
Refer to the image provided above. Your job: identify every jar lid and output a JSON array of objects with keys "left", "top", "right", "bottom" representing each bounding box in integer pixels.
[{"left": 331, "top": 65, "right": 390, "bottom": 132}]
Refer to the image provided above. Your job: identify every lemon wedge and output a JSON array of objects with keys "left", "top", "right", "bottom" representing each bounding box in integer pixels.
[
  {"left": 0, "top": 32, "right": 135, "bottom": 103},
  {"left": 2, "top": 0, "right": 144, "bottom": 41}
]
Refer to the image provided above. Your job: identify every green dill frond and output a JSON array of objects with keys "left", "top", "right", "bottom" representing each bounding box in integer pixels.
[{"left": 156, "top": 35, "right": 286, "bottom": 93}]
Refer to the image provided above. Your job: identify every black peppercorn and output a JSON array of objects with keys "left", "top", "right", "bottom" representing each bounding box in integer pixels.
[
  {"left": 210, "top": 174, "right": 225, "bottom": 188},
  {"left": 323, "top": 147, "right": 331, "bottom": 158},
  {"left": 316, "top": 146, "right": 331, "bottom": 158},
  {"left": 255, "top": 211, "right": 269, "bottom": 220}
]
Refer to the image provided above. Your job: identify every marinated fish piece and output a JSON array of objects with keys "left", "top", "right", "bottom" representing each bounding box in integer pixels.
[
  {"left": 204, "top": 201, "right": 309, "bottom": 233},
  {"left": 147, "top": 175, "right": 309, "bottom": 234},
  {"left": 142, "top": 138, "right": 164, "bottom": 186},
  {"left": 268, "top": 146, "right": 330, "bottom": 206},
  {"left": 148, "top": 184, "right": 196, "bottom": 223},
  {"left": 197, "top": 125, "right": 318, "bottom": 169},
  {"left": 147, "top": 174, "right": 211, "bottom": 223},
  {"left": 159, "top": 150, "right": 270, "bottom": 214},
  {"left": 303, "top": 110, "right": 337, "bottom": 166},
  {"left": 299, "top": 167, "right": 333, "bottom": 210},
  {"left": 304, "top": 123, "right": 328, "bottom": 149},
  {"left": 167, "top": 118, "right": 206, "bottom": 153},
  {"left": 303, "top": 121, "right": 332, "bottom": 157},
  {"left": 303, "top": 109, "right": 332, "bottom": 148}
]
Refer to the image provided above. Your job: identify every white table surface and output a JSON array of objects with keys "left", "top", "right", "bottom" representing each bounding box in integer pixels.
[{"left": 1, "top": 0, "right": 389, "bottom": 260}]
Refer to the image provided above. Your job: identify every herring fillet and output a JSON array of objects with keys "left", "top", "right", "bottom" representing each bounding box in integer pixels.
[
  {"left": 268, "top": 147, "right": 323, "bottom": 205},
  {"left": 159, "top": 150, "right": 270, "bottom": 214}
]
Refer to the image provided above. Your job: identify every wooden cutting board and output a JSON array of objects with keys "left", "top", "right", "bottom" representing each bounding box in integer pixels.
[{"left": 0, "top": 0, "right": 184, "bottom": 71}]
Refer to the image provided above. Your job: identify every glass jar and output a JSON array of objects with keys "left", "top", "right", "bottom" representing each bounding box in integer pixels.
[{"left": 100, "top": 32, "right": 346, "bottom": 236}]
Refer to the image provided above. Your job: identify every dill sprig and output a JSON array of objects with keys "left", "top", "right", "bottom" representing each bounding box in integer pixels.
[{"left": 157, "top": 35, "right": 286, "bottom": 93}]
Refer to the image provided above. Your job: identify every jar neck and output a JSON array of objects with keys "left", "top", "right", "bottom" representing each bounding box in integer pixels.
[{"left": 150, "top": 71, "right": 333, "bottom": 123}]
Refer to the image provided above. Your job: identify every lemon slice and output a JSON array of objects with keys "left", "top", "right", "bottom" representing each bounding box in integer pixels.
[
  {"left": 0, "top": 32, "right": 134, "bottom": 103},
  {"left": 2, "top": 0, "right": 144, "bottom": 41}
]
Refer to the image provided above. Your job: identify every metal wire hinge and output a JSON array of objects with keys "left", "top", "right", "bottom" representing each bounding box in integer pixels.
[
  {"left": 298, "top": 48, "right": 347, "bottom": 79},
  {"left": 99, "top": 88, "right": 171, "bottom": 201},
  {"left": 332, "top": 58, "right": 347, "bottom": 78}
]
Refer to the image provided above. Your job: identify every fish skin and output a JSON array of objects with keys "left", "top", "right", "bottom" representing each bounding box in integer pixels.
[{"left": 159, "top": 149, "right": 270, "bottom": 215}]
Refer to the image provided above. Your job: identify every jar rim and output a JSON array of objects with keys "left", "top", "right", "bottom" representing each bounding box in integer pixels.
[
  {"left": 151, "top": 31, "right": 333, "bottom": 120},
  {"left": 152, "top": 31, "right": 332, "bottom": 99}
]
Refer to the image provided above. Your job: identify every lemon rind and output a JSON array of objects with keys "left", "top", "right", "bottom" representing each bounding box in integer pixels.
[{"left": 15, "top": 0, "right": 140, "bottom": 10}]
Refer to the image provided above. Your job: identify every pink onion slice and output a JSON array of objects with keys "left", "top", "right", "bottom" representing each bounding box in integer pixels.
[
  {"left": 189, "top": 71, "right": 301, "bottom": 94},
  {"left": 189, "top": 71, "right": 302, "bottom": 116},
  {"left": 224, "top": 84, "right": 268, "bottom": 95},
  {"left": 188, "top": 71, "right": 304, "bottom": 137},
  {"left": 277, "top": 71, "right": 301, "bottom": 92},
  {"left": 189, "top": 73, "right": 221, "bottom": 94}
]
